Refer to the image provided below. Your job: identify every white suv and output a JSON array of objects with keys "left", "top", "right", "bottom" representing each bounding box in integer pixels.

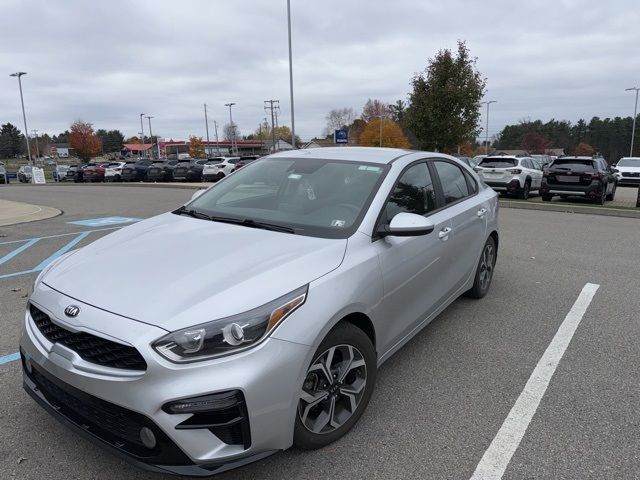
[
  {"left": 613, "top": 157, "right": 640, "bottom": 187},
  {"left": 201, "top": 156, "right": 241, "bottom": 182},
  {"left": 104, "top": 161, "right": 126, "bottom": 182},
  {"left": 475, "top": 155, "right": 543, "bottom": 199}
]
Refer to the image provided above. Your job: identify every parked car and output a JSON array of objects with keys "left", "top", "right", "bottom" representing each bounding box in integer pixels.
[
  {"left": 143, "top": 160, "right": 170, "bottom": 182},
  {"left": 203, "top": 156, "right": 242, "bottom": 181},
  {"left": 612, "top": 157, "right": 640, "bottom": 187},
  {"left": 0, "top": 166, "right": 8, "bottom": 184},
  {"left": 53, "top": 165, "right": 70, "bottom": 182},
  {"left": 540, "top": 156, "right": 617, "bottom": 204},
  {"left": 171, "top": 159, "right": 193, "bottom": 182},
  {"left": 201, "top": 157, "right": 229, "bottom": 181},
  {"left": 474, "top": 155, "right": 543, "bottom": 199},
  {"left": 104, "top": 161, "right": 127, "bottom": 182},
  {"left": 158, "top": 159, "right": 180, "bottom": 181},
  {"left": 530, "top": 154, "right": 552, "bottom": 168},
  {"left": 451, "top": 155, "right": 472, "bottom": 167},
  {"left": 471, "top": 155, "right": 487, "bottom": 167},
  {"left": 20, "top": 147, "right": 498, "bottom": 476},
  {"left": 17, "top": 165, "right": 33, "bottom": 183},
  {"left": 232, "top": 156, "right": 261, "bottom": 172},
  {"left": 82, "top": 162, "right": 110, "bottom": 182},
  {"left": 120, "top": 159, "right": 153, "bottom": 182},
  {"left": 65, "top": 165, "right": 80, "bottom": 182}
]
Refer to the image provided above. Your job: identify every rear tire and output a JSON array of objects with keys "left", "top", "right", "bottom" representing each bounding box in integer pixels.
[
  {"left": 518, "top": 181, "right": 531, "bottom": 200},
  {"left": 466, "top": 236, "right": 497, "bottom": 299},
  {"left": 542, "top": 194, "right": 552, "bottom": 202},
  {"left": 294, "top": 323, "right": 376, "bottom": 450},
  {"left": 594, "top": 188, "right": 606, "bottom": 205}
]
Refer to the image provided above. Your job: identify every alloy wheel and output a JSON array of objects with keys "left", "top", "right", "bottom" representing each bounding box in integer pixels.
[
  {"left": 479, "top": 243, "right": 495, "bottom": 291},
  {"left": 298, "top": 344, "right": 367, "bottom": 434}
]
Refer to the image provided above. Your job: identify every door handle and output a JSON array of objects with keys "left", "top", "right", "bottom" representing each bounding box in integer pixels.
[
  {"left": 438, "top": 227, "right": 452, "bottom": 240},
  {"left": 477, "top": 208, "right": 487, "bottom": 218}
]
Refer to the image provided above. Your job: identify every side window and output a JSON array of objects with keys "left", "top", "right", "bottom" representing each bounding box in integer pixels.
[
  {"left": 464, "top": 170, "right": 478, "bottom": 194},
  {"left": 383, "top": 162, "right": 436, "bottom": 223},
  {"left": 434, "top": 161, "right": 470, "bottom": 204}
]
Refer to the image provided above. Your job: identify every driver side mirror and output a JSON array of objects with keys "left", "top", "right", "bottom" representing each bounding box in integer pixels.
[
  {"left": 191, "top": 189, "right": 205, "bottom": 201},
  {"left": 379, "top": 212, "right": 435, "bottom": 237}
]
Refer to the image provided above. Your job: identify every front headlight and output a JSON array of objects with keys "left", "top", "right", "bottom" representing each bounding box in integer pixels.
[{"left": 153, "top": 285, "right": 307, "bottom": 363}]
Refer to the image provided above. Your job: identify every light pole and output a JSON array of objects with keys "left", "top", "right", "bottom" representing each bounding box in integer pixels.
[
  {"left": 32, "top": 129, "right": 40, "bottom": 160},
  {"left": 213, "top": 120, "right": 221, "bottom": 156},
  {"left": 379, "top": 114, "right": 384, "bottom": 147},
  {"left": 287, "top": 0, "right": 296, "bottom": 148},
  {"left": 204, "top": 104, "right": 210, "bottom": 157},
  {"left": 625, "top": 87, "right": 639, "bottom": 157},
  {"left": 139, "top": 113, "right": 145, "bottom": 158},
  {"left": 481, "top": 100, "right": 497, "bottom": 154},
  {"left": 224, "top": 102, "right": 236, "bottom": 154},
  {"left": 145, "top": 116, "right": 155, "bottom": 159},
  {"left": 10, "top": 72, "right": 32, "bottom": 165}
]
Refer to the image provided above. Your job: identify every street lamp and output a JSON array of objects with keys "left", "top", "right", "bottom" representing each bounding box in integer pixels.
[
  {"left": 32, "top": 129, "right": 40, "bottom": 160},
  {"left": 379, "top": 114, "right": 384, "bottom": 147},
  {"left": 287, "top": 0, "right": 296, "bottom": 149},
  {"left": 145, "top": 116, "right": 155, "bottom": 159},
  {"left": 139, "top": 113, "right": 145, "bottom": 158},
  {"left": 481, "top": 100, "right": 497, "bottom": 154},
  {"left": 204, "top": 104, "right": 210, "bottom": 157},
  {"left": 625, "top": 87, "right": 639, "bottom": 157},
  {"left": 10, "top": 72, "right": 32, "bottom": 165},
  {"left": 224, "top": 102, "right": 236, "bottom": 154}
]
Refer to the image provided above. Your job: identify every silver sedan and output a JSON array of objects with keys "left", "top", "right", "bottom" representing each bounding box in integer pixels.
[{"left": 20, "top": 147, "right": 499, "bottom": 476}]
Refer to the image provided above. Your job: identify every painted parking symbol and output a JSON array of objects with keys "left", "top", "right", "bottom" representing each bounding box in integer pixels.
[{"left": 66, "top": 217, "right": 142, "bottom": 227}]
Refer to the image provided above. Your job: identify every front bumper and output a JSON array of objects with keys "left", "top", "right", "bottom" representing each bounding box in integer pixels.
[
  {"left": 616, "top": 176, "right": 640, "bottom": 186},
  {"left": 20, "top": 285, "right": 313, "bottom": 474}
]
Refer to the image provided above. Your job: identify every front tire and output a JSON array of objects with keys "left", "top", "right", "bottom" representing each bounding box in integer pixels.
[
  {"left": 294, "top": 323, "right": 376, "bottom": 450},
  {"left": 466, "top": 236, "right": 497, "bottom": 299}
]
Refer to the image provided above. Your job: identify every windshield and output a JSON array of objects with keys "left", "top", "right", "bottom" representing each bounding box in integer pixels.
[
  {"left": 550, "top": 159, "right": 596, "bottom": 170},
  {"left": 479, "top": 158, "right": 517, "bottom": 168},
  {"left": 187, "top": 157, "right": 389, "bottom": 238},
  {"left": 617, "top": 158, "right": 640, "bottom": 167},
  {"left": 23, "top": 166, "right": 33, "bottom": 172}
]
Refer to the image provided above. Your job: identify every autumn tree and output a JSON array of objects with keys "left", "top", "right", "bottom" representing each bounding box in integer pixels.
[
  {"left": 358, "top": 118, "right": 410, "bottom": 148},
  {"left": 521, "top": 132, "right": 550, "bottom": 154},
  {"left": 324, "top": 107, "right": 356, "bottom": 135},
  {"left": 70, "top": 121, "right": 102, "bottom": 160},
  {"left": 361, "top": 99, "right": 389, "bottom": 123},
  {"left": 406, "top": 41, "right": 486, "bottom": 151},
  {"left": 574, "top": 142, "right": 595, "bottom": 156},
  {"left": 125, "top": 136, "right": 140, "bottom": 144},
  {"left": 189, "top": 136, "right": 205, "bottom": 158}
]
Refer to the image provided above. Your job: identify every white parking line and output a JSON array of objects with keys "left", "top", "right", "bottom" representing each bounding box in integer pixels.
[{"left": 470, "top": 282, "right": 600, "bottom": 480}]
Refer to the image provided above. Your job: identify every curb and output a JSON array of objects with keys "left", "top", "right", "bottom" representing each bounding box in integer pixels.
[
  {"left": 0, "top": 201, "right": 63, "bottom": 227},
  {"left": 499, "top": 200, "right": 640, "bottom": 219}
]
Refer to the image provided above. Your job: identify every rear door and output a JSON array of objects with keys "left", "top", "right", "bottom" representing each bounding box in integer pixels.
[{"left": 431, "top": 159, "right": 487, "bottom": 295}]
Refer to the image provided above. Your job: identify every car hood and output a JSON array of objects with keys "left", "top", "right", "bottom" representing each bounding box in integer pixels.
[
  {"left": 616, "top": 166, "right": 640, "bottom": 173},
  {"left": 42, "top": 212, "right": 347, "bottom": 331}
]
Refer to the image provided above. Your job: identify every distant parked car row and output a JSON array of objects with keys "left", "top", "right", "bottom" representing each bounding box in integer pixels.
[{"left": 55, "top": 156, "right": 262, "bottom": 183}]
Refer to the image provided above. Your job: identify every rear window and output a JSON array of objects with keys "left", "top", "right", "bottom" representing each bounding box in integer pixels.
[
  {"left": 550, "top": 159, "right": 596, "bottom": 170},
  {"left": 479, "top": 158, "right": 517, "bottom": 168}
]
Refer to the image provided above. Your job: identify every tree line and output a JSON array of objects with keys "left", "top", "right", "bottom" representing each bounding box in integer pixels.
[{"left": 493, "top": 117, "right": 639, "bottom": 161}]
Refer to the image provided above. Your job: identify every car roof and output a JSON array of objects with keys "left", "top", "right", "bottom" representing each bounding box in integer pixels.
[
  {"left": 482, "top": 155, "right": 522, "bottom": 160},
  {"left": 268, "top": 147, "right": 423, "bottom": 164},
  {"left": 556, "top": 156, "right": 594, "bottom": 160}
]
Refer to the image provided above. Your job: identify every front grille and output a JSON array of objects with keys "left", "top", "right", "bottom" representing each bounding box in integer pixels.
[
  {"left": 24, "top": 358, "right": 191, "bottom": 466},
  {"left": 30, "top": 304, "right": 147, "bottom": 371},
  {"left": 622, "top": 172, "right": 639, "bottom": 177}
]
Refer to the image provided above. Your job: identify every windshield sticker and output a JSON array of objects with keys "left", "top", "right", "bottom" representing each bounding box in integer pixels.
[
  {"left": 331, "top": 219, "right": 346, "bottom": 228},
  {"left": 358, "top": 166, "right": 382, "bottom": 173},
  {"left": 288, "top": 173, "right": 302, "bottom": 179}
]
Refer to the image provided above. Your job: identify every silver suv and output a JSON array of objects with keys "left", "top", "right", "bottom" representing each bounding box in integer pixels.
[
  {"left": 475, "top": 155, "right": 543, "bottom": 199},
  {"left": 20, "top": 147, "right": 499, "bottom": 475}
]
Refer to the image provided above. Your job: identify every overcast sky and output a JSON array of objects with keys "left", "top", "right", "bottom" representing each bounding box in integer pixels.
[{"left": 1, "top": 0, "right": 638, "bottom": 142}]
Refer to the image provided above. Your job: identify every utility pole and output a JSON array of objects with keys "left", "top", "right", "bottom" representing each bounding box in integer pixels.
[
  {"left": 224, "top": 103, "right": 236, "bottom": 154},
  {"left": 139, "top": 113, "right": 145, "bottom": 158},
  {"left": 204, "top": 104, "right": 210, "bottom": 157},
  {"left": 379, "top": 115, "right": 384, "bottom": 147},
  {"left": 10, "top": 72, "right": 32, "bottom": 165},
  {"left": 145, "top": 116, "right": 155, "bottom": 159},
  {"left": 481, "top": 100, "right": 497, "bottom": 154},
  {"left": 213, "top": 120, "right": 221, "bottom": 156},
  {"left": 32, "top": 129, "right": 40, "bottom": 160},
  {"left": 287, "top": 0, "right": 296, "bottom": 148},
  {"left": 264, "top": 100, "right": 279, "bottom": 153},
  {"left": 625, "top": 87, "right": 639, "bottom": 157}
]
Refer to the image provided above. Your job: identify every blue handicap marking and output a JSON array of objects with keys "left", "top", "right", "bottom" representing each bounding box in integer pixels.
[{"left": 66, "top": 216, "right": 142, "bottom": 227}]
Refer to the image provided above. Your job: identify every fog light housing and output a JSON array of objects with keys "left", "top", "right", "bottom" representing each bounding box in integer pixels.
[
  {"left": 140, "top": 427, "right": 157, "bottom": 449},
  {"left": 163, "top": 390, "right": 242, "bottom": 414}
]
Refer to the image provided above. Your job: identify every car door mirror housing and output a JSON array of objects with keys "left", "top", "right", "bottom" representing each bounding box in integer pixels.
[
  {"left": 191, "top": 189, "right": 205, "bottom": 201},
  {"left": 380, "top": 213, "right": 435, "bottom": 237}
]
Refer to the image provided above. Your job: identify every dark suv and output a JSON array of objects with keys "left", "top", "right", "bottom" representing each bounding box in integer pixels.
[
  {"left": 144, "top": 160, "right": 177, "bottom": 182},
  {"left": 121, "top": 159, "right": 152, "bottom": 182},
  {"left": 540, "top": 156, "right": 617, "bottom": 204},
  {"left": 172, "top": 159, "right": 208, "bottom": 182}
]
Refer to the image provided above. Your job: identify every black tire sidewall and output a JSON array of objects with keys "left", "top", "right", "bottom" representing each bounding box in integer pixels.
[
  {"left": 293, "top": 323, "right": 377, "bottom": 450},
  {"left": 466, "top": 236, "right": 497, "bottom": 299}
]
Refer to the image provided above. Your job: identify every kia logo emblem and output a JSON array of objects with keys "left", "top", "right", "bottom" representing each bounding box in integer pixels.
[{"left": 64, "top": 305, "right": 80, "bottom": 318}]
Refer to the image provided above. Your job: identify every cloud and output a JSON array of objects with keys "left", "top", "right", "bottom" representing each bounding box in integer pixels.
[{"left": 1, "top": 0, "right": 638, "bottom": 142}]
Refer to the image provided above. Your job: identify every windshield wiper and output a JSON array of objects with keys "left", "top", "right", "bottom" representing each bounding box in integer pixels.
[
  {"left": 208, "top": 215, "right": 295, "bottom": 234},
  {"left": 174, "top": 206, "right": 213, "bottom": 220}
]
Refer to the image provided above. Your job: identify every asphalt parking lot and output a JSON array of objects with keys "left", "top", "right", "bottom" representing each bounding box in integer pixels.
[{"left": 1, "top": 184, "right": 640, "bottom": 479}]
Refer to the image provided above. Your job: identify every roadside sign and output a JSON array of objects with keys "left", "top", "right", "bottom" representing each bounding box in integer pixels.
[
  {"left": 32, "top": 167, "right": 46, "bottom": 184},
  {"left": 334, "top": 129, "right": 348, "bottom": 144}
]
